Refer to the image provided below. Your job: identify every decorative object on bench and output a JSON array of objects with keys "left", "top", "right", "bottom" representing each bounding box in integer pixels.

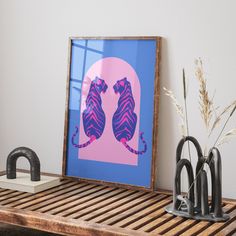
[
  {"left": 7, "top": 147, "right": 40, "bottom": 181},
  {"left": 63, "top": 37, "right": 161, "bottom": 190},
  {"left": 164, "top": 59, "right": 236, "bottom": 222},
  {"left": 165, "top": 136, "right": 230, "bottom": 222},
  {"left": 0, "top": 147, "right": 60, "bottom": 193}
]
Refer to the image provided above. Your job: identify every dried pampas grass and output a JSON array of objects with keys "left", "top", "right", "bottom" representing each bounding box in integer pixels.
[
  {"left": 195, "top": 58, "right": 213, "bottom": 130},
  {"left": 217, "top": 128, "right": 236, "bottom": 146},
  {"left": 163, "top": 87, "right": 184, "bottom": 120},
  {"left": 163, "top": 87, "right": 186, "bottom": 137},
  {"left": 164, "top": 59, "right": 236, "bottom": 149},
  {"left": 209, "top": 100, "right": 236, "bottom": 136}
]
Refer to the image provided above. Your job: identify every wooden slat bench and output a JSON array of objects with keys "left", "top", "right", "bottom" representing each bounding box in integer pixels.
[{"left": 0, "top": 178, "right": 235, "bottom": 235}]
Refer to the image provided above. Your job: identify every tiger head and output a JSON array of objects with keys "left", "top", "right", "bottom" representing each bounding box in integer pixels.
[
  {"left": 113, "top": 77, "right": 130, "bottom": 94},
  {"left": 93, "top": 76, "right": 108, "bottom": 94}
]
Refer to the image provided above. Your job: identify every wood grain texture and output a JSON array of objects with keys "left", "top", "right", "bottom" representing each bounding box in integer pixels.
[
  {"left": 54, "top": 188, "right": 126, "bottom": 217},
  {"left": 180, "top": 204, "right": 236, "bottom": 236},
  {"left": 125, "top": 197, "right": 172, "bottom": 230},
  {"left": 66, "top": 190, "right": 144, "bottom": 220},
  {"left": 87, "top": 194, "right": 167, "bottom": 224},
  {"left": 0, "top": 206, "right": 148, "bottom": 236},
  {"left": 217, "top": 221, "right": 236, "bottom": 235},
  {"left": 152, "top": 37, "right": 161, "bottom": 191},
  {"left": 113, "top": 196, "right": 172, "bottom": 228},
  {"left": 197, "top": 208, "right": 236, "bottom": 236},
  {"left": 0, "top": 179, "right": 235, "bottom": 236}
]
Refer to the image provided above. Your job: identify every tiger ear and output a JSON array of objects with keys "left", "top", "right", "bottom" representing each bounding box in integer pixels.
[
  {"left": 120, "top": 81, "right": 125, "bottom": 86},
  {"left": 94, "top": 76, "right": 102, "bottom": 85}
]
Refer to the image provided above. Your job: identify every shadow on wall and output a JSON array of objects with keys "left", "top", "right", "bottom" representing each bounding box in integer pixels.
[{"left": 156, "top": 38, "right": 176, "bottom": 190}]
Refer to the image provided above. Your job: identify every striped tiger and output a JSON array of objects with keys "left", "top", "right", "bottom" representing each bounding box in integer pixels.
[
  {"left": 72, "top": 76, "right": 108, "bottom": 148},
  {"left": 112, "top": 77, "right": 147, "bottom": 155}
]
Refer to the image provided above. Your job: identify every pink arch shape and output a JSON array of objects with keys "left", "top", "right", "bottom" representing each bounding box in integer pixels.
[{"left": 78, "top": 57, "right": 141, "bottom": 166}]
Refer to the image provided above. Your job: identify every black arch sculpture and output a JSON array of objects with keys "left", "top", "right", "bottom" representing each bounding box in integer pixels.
[
  {"left": 6, "top": 147, "right": 41, "bottom": 181},
  {"left": 165, "top": 136, "right": 229, "bottom": 222}
]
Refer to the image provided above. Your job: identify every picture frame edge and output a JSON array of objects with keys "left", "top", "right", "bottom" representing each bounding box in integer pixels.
[
  {"left": 62, "top": 36, "right": 162, "bottom": 191},
  {"left": 62, "top": 37, "right": 73, "bottom": 176},
  {"left": 151, "top": 37, "right": 162, "bottom": 191}
]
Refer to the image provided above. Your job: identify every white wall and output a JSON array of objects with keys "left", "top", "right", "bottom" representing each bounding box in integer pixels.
[{"left": 0, "top": 0, "right": 236, "bottom": 198}]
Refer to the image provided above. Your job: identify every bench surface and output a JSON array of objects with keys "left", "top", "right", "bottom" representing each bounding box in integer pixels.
[{"left": 0, "top": 178, "right": 235, "bottom": 236}]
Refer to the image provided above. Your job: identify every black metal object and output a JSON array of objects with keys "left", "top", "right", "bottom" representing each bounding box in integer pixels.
[
  {"left": 165, "top": 136, "right": 229, "bottom": 222},
  {"left": 6, "top": 147, "right": 41, "bottom": 181}
]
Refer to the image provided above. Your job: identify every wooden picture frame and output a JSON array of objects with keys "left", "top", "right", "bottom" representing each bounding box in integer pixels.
[{"left": 62, "top": 37, "right": 161, "bottom": 191}]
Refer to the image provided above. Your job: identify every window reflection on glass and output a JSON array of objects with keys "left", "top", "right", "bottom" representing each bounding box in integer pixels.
[{"left": 69, "top": 40, "right": 104, "bottom": 110}]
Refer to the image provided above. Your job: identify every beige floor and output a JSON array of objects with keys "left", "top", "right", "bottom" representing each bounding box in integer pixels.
[{"left": 0, "top": 223, "right": 59, "bottom": 236}]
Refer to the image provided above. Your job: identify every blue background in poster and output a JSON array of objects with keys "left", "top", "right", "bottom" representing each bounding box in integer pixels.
[{"left": 66, "top": 39, "right": 157, "bottom": 188}]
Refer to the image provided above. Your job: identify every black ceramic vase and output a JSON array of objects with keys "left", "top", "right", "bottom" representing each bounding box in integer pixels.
[{"left": 165, "top": 136, "right": 229, "bottom": 222}]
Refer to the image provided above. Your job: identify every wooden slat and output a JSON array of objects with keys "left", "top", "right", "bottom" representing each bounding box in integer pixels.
[
  {"left": 96, "top": 194, "right": 168, "bottom": 225},
  {"left": 0, "top": 189, "right": 17, "bottom": 198},
  {"left": 150, "top": 215, "right": 186, "bottom": 234},
  {"left": 112, "top": 196, "right": 172, "bottom": 227},
  {"left": 0, "top": 179, "right": 70, "bottom": 206},
  {"left": 180, "top": 204, "right": 235, "bottom": 236},
  {"left": 162, "top": 218, "right": 197, "bottom": 235},
  {"left": 160, "top": 202, "right": 224, "bottom": 236},
  {"left": 0, "top": 191, "right": 27, "bottom": 202},
  {"left": 57, "top": 188, "right": 129, "bottom": 217},
  {"left": 138, "top": 212, "right": 174, "bottom": 232},
  {"left": 69, "top": 190, "right": 146, "bottom": 220},
  {"left": 0, "top": 179, "right": 235, "bottom": 235},
  {"left": 2, "top": 180, "right": 73, "bottom": 207},
  {"left": 0, "top": 188, "right": 9, "bottom": 193},
  {"left": 36, "top": 185, "right": 108, "bottom": 213},
  {"left": 25, "top": 184, "right": 98, "bottom": 211},
  {"left": 10, "top": 182, "right": 87, "bottom": 209},
  {"left": 0, "top": 192, "right": 33, "bottom": 205},
  {"left": 181, "top": 219, "right": 211, "bottom": 236},
  {"left": 117, "top": 196, "right": 171, "bottom": 229},
  {"left": 45, "top": 186, "right": 118, "bottom": 215},
  {"left": 217, "top": 221, "right": 236, "bottom": 235},
  {"left": 0, "top": 206, "right": 148, "bottom": 236},
  {"left": 198, "top": 208, "right": 236, "bottom": 236},
  {"left": 76, "top": 191, "right": 152, "bottom": 221},
  {"left": 125, "top": 198, "right": 172, "bottom": 230}
]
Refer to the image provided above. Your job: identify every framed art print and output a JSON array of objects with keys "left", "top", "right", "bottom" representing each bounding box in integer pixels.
[{"left": 63, "top": 37, "right": 161, "bottom": 190}]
